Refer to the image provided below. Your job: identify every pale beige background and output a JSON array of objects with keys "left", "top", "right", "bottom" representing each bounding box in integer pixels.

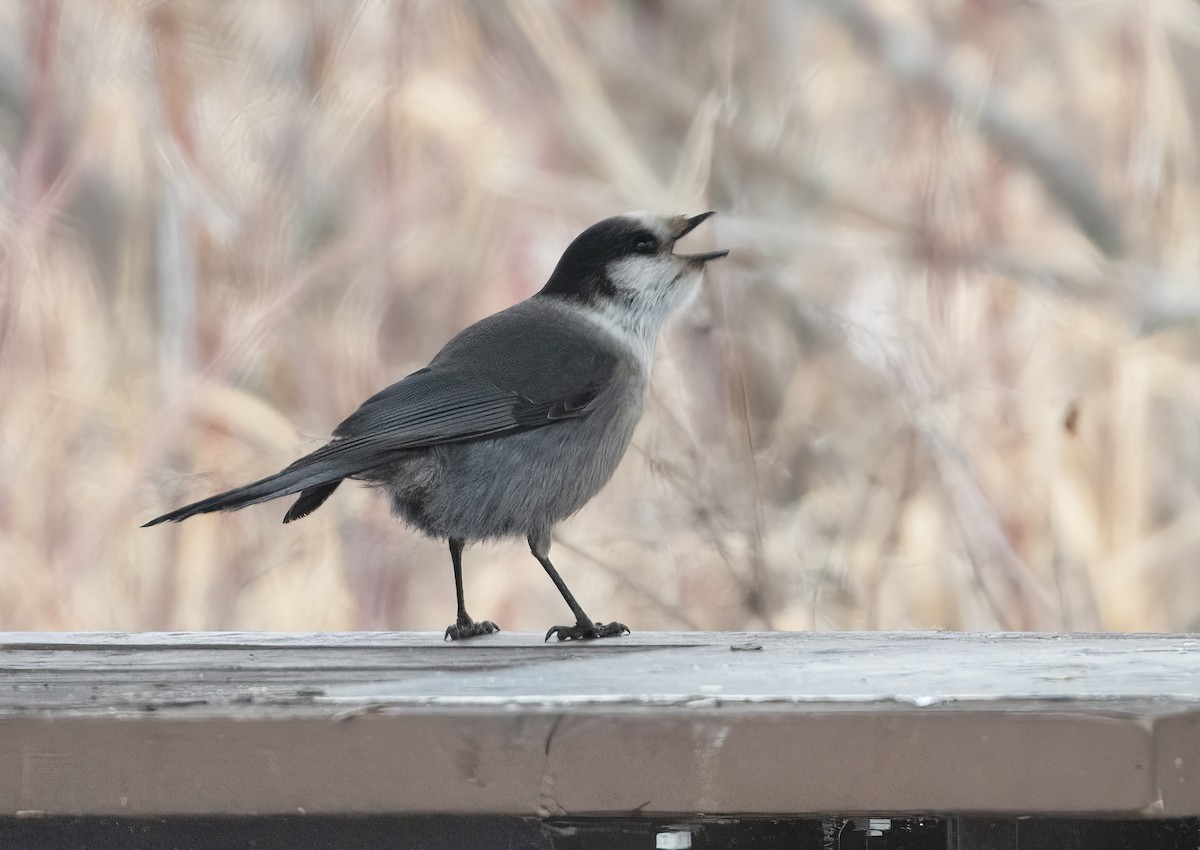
[{"left": 3, "top": 1, "right": 1199, "bottom": 633}]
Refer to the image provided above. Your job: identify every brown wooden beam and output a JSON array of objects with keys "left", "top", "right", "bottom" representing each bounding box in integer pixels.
[{"left": 1, "top": 631, "right": 1197, "bottom": 817}]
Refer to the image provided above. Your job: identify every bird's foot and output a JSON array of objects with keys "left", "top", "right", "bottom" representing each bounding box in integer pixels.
[
  {"left": 443, "top": 618, "right": 500, "bottom": 641},
  {"left": 544, "top": 619, "right": 630, "bottom": 642}
]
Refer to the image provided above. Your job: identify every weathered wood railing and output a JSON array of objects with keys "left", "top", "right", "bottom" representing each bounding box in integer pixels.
[{"left": 2, "top": 631, "right": 1198, "bottom": 847}]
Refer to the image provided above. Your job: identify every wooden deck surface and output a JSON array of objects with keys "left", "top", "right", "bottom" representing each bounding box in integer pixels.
[{"left": 2, "top": 630, "right": 1199, "bottom": 818}]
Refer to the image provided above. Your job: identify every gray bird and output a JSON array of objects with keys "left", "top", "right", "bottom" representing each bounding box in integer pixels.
[{"left": 144, "top": 211, "right": 728, "bottom": 640}]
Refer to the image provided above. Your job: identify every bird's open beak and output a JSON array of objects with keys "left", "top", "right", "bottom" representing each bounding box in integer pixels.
[{"left": 673, "top": 211, "right": 729, "bottom": 263}]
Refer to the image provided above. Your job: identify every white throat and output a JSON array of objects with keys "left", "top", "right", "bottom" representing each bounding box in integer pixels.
[
  {"left": 582, "top": 300, "right": 663, "bottom": 374},
  {"left": 601, "top": 257, "right": 700, "bottom": 362}
]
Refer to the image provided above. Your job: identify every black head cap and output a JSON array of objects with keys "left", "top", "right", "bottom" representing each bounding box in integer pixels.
[{"left": 536, "top": 214, "right": 666, "bottom": 305}]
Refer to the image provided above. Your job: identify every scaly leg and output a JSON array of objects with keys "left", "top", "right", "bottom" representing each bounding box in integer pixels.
[
  {"left": 443, "top": 538, "right": 500, "bottom": 640},
  {"left": 528, "top": 529, "right": 628, "bottom": 642}
]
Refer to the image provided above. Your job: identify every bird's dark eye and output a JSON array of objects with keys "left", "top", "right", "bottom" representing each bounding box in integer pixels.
[{"left": 634, "top": 236, "right": 657, "bottom": 254}]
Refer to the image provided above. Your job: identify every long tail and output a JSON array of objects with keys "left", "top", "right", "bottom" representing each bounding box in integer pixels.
[{"left": 142, "top": 457, "right": 348, "bottom": 527}]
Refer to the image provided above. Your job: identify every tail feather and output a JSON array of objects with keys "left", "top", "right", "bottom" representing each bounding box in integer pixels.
[
  {"left": 143, "top": 424, "right": 420, "bottom": 528},
  {"left": 142, "top": 462, "right": 347, "bottom": 527},
  {"left": 282, "top": 481, "right": 342, "bottom": 524}
]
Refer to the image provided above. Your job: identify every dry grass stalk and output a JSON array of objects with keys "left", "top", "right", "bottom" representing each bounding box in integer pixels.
[{"left": 2, "top": 1, "right": 1198, "bottom": 633}]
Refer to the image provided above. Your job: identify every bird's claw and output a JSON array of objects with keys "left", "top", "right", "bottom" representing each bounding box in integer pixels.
[
  {"left": 443, "top": 619, "right": 500, "bottom": 641},
  {"left": 544, "top": 620, "right": 630, "bottom": 642}
]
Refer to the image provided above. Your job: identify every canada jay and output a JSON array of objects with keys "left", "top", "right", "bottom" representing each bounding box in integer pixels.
[{"left": 144, "top": 211, "right": 728, "bottom": 640}]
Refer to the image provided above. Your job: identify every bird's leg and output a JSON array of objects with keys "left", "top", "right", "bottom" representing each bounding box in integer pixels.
[
  {"left": 528, "top": 529, "right": 629, "bottom": 641},
  {"left": 443, "top": 538, "right": 499, "bottom": 640}
]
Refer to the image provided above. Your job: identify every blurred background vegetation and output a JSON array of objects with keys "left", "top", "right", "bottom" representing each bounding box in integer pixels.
[{"left": 3, "top": 0, "right": 1200, "bottom": 633}]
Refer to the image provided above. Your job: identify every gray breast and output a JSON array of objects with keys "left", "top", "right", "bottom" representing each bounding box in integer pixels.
[{"left": 413, "top": 388, "right": 642, "bottom": 540}]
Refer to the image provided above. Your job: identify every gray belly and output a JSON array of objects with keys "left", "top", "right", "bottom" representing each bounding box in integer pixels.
[{"left": 379, "top": 394, "right": 642, "bottom": 541}]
